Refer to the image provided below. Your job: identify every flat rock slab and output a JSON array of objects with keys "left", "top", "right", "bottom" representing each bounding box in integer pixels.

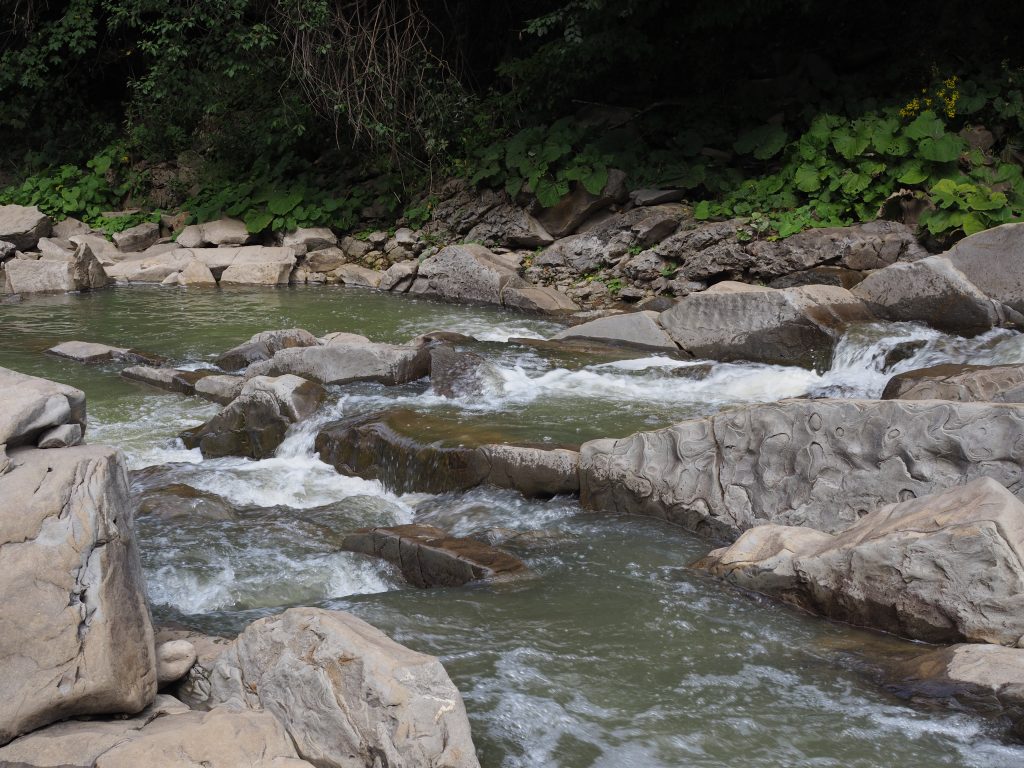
[
  {"left": 696, "top": 478, "right": 1024, "bottom": 645},
  {"left": 580, "top": 398, "right": 1024, "bottom": 539},
  {"left": 47, "top": 340, "right": 166, "bottom": 366},
  {"left": 553, "top": 310, "right": 678, "bottom": 351},
  {"left": 882, "top": 363, "right": 1024, "bottom": 402},
  {"left": 262, "top": 341, "right": 431, "bottom": 385},
  {"left": 946, "top": 221, "right": 1024, "bottom": 315},
  {"left": 0, "top": 446, "right": 156, "bottom": 744},
  {"left": 342, "top": 524, "right": 528, "bottom": 587},
  {"left": 0, "top": 365, "right": 86, "bottom": 448},
  {"left": 0, "top": 204, "right": 51, "bottom": 250},
  {"left": 122, "top": 365, "right": 214, "bottom": 395},
  {"left": 5, "top": 243, "right": 109, "bottom": 294}
]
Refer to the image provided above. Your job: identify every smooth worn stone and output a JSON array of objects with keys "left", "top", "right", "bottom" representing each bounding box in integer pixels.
[
  {"left": 157, "top": 640, "right": 198, "bottom": 686},
  {"left": 342, "top": 524, "right": 528, "bottom": 587},
  {"left": 429, "top": 345, "right": 499, "bottom": 398},
  {"left": 768, "top": 265, "right": 866, "bottom": 290},
  {"left": 37, "top": 422, "right": 83, "bottom": 448},
  {"left": 37, "top": 236, "right": 75, "bottom": 258},
  {"left": 193, "top": 374, "right": 245, "bottom": 405},
  {"left": 658, "top": 284, "right": 873, "bottom": 368},
  {"left": 52, "top": 217, "right": 92, "bottom": 240},
  {"left": 320, "top": 331, "right": 371, "bottom": 345},
  {"left": 179, "top": 258, "right": 217, "bottom": 286},
  {"left": 0, "top": 445, "right": 156, "bottom": 744},
  {"left": 121, "top": 366, "right": 213, "bottom": 395},
  {"left": 4, "top": 242, "right": 109, "bottom": 294},
  {"left": 239, "top": 375, "right": 326, "bottom": 421},
  {"left": 501, "top": 284, "right": 579, "bottom": 314},
  {"left": 553, "top": 310, "right": 678, "bottom": 351},
  {"left": 303, "top": 246, "right": 347, "bottom": 273},
  {"left": 262, "top": 341, "right": 431, "bottom": 385},
  {"left": 69, "top": 233, "right": 123, "bottom": 265},
  {"left": 206, "top": 607, "right": 480, "bottom": 768},
  {"left": 112, "top": 221, "right": 160, "bottom": 253},
  {"left": 46, "top": 340, "right": 165, "bottom": 366},
  {"left": 215, "top": 328, "right": 320, "bottom": 372},
  {"left": 946, "top": 221, "right": 1024, "bottom": 315},
  {"left": 0, "top": 366, "right": 86, "bottom": 448},
  {"left": 579, "top": 398, "right": 1024, "bottom": 540},
  {"left": 0, "top": 695, "right": 190, "bottom": 767},
  {"left": 135, "top": 483, "right": 237, "bottom": 521},
  {"left": 852, "top": 255, "right": 1020, "bottom": 335},
  {"left": 883, "top": 363, "right": 1024, "bottom": 402},
  {"left": 176, "top": 218, "right": 251, "bottom": 248},
  {"left": 154, "top": 626, "right": 233, "bottom": 710},
  {"left": 104, "top": 248, "right": 194, "bottom": 282},
  {"left": 696, "top": 479, "right": 1024, "bottom": 645},
  {"left": 0, "top": 204, "right": 51, "bottom": 250},
  {"left": 281, "top": 226, "right": 337, "bottom": 256},
  {"left": 329, "top": 263, "right": 383, "bottom": 288},
  {"left": 219, "top": 246, "right": 296, "bottom": 285},
  {"left": 417, "top": 244, "right": 527, "bottom": 306}
]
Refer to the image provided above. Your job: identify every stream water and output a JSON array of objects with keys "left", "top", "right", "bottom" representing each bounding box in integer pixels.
[{"left": 4, "top": 285, "right": 1024, "bottom": 767}]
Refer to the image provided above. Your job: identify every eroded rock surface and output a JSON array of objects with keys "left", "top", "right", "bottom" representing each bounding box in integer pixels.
[{"left": 882, "top": 363, "right": 1024, "bottom": 402}]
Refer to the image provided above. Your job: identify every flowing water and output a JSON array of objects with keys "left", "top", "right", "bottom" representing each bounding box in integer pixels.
[{"left": 4, "top": 285, "right": 1024, "bottom": 767}]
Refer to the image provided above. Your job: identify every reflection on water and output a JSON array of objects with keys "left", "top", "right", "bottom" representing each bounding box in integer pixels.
[{"left": 3, "top": 286, "right": 1024, "bottom": 767}]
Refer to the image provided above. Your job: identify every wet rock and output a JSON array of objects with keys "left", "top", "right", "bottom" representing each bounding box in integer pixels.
[
  {"left": 342, "top": 524, "right": 527, "bottom": 587},
  {"left": 852, "top": 255, "right": 1020, "bottom": 335},
  {"left": 0, "top": 445, "right": 156, "bottom": 744},
  {"left": 552, "top": 310, "right": 677, "bottom": 351},
  {"left": 316, "top": 410, "right": 579, "bottom": 497},
  {"left": 207, "top": 607, "right": 480, "bottom": 768},
  {"left": 696, "top": 479, "right": 1024, "bottom": 645},
  {"left": 112, "top": 221, "right": 160, "bottom": 253},
  {"left": 193, "top": 374, "right": 245, "bottom": 404},
  {"left": 536, "top": 168, "right": 628, "bottom": 238},
  {"left": 329, "top": 263, "right": 383, "bottom": 288},
  {"left": 157, "top": 640, "right": 198, "bottom": 686},
  {"left": 136, "top": 483, "right": 237, "bottom": 520},
  {"left": 946, "top": 222, "right": 1024, "bottom": 314},
  {"left": 429, "top": 345, "right": 497, "bottom": 398},
  {"left": 262, "top": 340, "right": 431, "bottom": 385},
  {"left": 501, "top": 284, "right": 579, "bottom": 314},
  {"left": 881, "top": 339, "right": 927, "bottom": 371},
  {"left": 215, "top": 328, "right": 320, "bottom": 372},
  {"left": 281, "top": 227, "right": 336, "bottom": 256},
  {"left": 180, "top": 375, "right": 325, "bottom": 459},
  {"left": 219, "top": 246, "right": 296, "bottom": 285},
  {"left": 658, "top": 284, "right": 873, "bottom": 368},
  {"left": 882, "top": 363, "right": 1024, "bottom": 402},
  {"left": 580, "top": 398, "right": 1024, "bottom": 539},
  {"left": 37, "top": 422, "right": 84, "bottom": 448},
  {"left": 0, "top": 366, "right": 86, "bottom": 448},
  {"left": 0, "top": 204, "right": 51, "bottom": 250},
  {"left": 176, "top": 218, "right": 251, "bottom": 247},
  {"left": 121, "top": 365, "right": 213, "bottom": 395},
  {"left": 5, "top": 242, "right": 109, "bottom": 293},
  {"left": 46, "top": 340, "right": 165, "bottom": 366},
  {"left": 321, "top": 330, "right": 371, "bottom": 345}
]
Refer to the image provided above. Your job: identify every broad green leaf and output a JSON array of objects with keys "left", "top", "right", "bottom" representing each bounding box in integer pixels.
[
  {"left": 794, "top": 164, "right": 821, "bottom": 192},
  {"left": 831, "top": 129, "right": 870, "bottom": 161},
  {"left": 918, "top": 133, "right": 963, "bottom": 162},
  {"left": 904, "top": 110, "right": 945, "bottom": 140},
  {"left": 897, "top": 162, "right": 929, "bottom": 185},
  {"left": 734, "top": 124, "right": 788, "bottom": 160},
  {"left": 694, "top": 200, "right": 712, "bottom": 220},
  {"left": 244, "top": 210, "right": 274, "bottom": 233},
  {"left": 268, "top": 190, "right": 303, "bottom": 216},
  {"left": 962, "top": 212, "right": 988, "bottom": 235}
]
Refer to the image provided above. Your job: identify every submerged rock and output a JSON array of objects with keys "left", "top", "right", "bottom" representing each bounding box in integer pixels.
[
  {"left": 342, "top": 523, "right": 527, "bottom": 587},
  {"left": 429, "top": 344, "right": 499, "bottom": 398},
  {"left": 215, "top": 328, "right": 320, "bottom": 372},
  {"left": 580, "top": 398, "right": 1024, "bottom": 539},
  {"left": 261, "top": 340, "right": 431, "bottom": 385},
  {"left": 696, "top": 479, "right": 1024, "bottom": 645},
  {"left": 206, "top": 607, "right": 481, "bottom": 768},
  {"left": 46, "top": 340, "right": 165, "bottom": 366},
  {"left": 0, "top": 445, "right": 156, "bottom": 744},
  {"left": 121, "top": 365, "right": 213, "bottom": 395},
  {"left": 882, "top": 362, "right": 1024, "bottom": 402}
]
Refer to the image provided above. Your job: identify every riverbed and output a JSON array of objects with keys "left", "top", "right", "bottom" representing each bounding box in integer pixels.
[{"left": 3, "top": 285, "right": 1024, "bottom": 767}]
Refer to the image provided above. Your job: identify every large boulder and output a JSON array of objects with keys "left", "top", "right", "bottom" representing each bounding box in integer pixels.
[
  {"left": 417, "top": 244, "right": 525, "bottom": 305},
  {"left": 501, "top": 284, "right": 579, "bottom": 314},
  {"left": 215, "top": 328, "right": 320, "bottom": 372},
  {"left": 552, "top": 310, "right": 678, "bottom": 351},
  {"left": 176, "top": 218, "right": 251, "bottom": 248},
  {"left": 112, "top": 222, "right": 160, "bottom": 253},
  {"left": 281, "top": 227, "right": 337, "bottom": 255},
  {"left": 696, "top": 479, "right": 1024, "bottom": 645},
  {"left": 536, "top": 168, "right": 627, "bottom": 238},
  {"left": 580, "top": 398, "right": 1024, "bottom": 539},
  {"left": 0, "top": 204, "right": 51, "bottom": 250},
  {"left": 5, "top": 242, "right": 109, "bottom": 293},
  {"left": 104, "top": 249, "right": 194, "bottom": 282},
  {"left": 261, "top": 341, "right": 431, "bottom": 385},
  {"left": 342, "top": 524, "right": 527, "bottom": 587},
  {"left": 883, "top": 363, "right": 1024, "bottom": 402},
  {"left": 46, "top": 340, "right": 165, "bottom": 366},
  {"left": 316, "top": 410, "right": 580, "bottom": 497},
  {"left": 464, "top": 203, "right": 554, "bottom": 248},
  {"left": 193, "top": 374, "right": 245, "bottom": 405},
  {"left": 330, "top": 263, "right": 383, "bottom": 288},
  {"left": 657, "top": 284, "right": 873, "bottom": 368},
  {"left": 0, "top": 445, "right": 157, "bottom": 744},
  {"left": 219, "top": 246, "right": 296, "bottom": 285},
  {"left": 945, "top": 222, "right": 1024, "bottom": 314},
  {"left": 180, "top": 375, "right": 326, "bottom": 459},
  {"left": 852, "top": 255, "right": 1020, "bottom": 334},
  {"left": 206, "top": 607, "right": 481, "bottom": 768},
  {"left": 0, "top": 366, "right": 86, "bottom": 448}
]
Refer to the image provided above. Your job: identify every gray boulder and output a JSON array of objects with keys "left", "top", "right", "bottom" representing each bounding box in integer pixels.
[
  {"left": 946, "top": 222, "right": 1024, "bottom": 314},
  {"left": 883, "top": 363, "right": 1024, "bottom": 402},
  {"left": 215, "top": 328, "right": 320, "bottom": 372},
  {"left": 207, "top": 607, "right": 481, "bottom": 768},
  {"left": 330, "top": 263, "right": 383, "bottom": 288},
  {"left": 193, "top": 374, "right": 245, "bottom": 404},
  {"left": 156, "top": 640, "right": 198, "bottom": 686},
  {"left": 219, "top": 246, "right": 296, "bottom": 285},
  {"left": 696, "top": 478, "right": 1024, "bottom": 645},
  {"left": 0, "top": 204, "right": 51, "bottom": 250},
  {"left": 417, "top": 244, "right": 524, "bottom": 305},
  {"left": 154, "top": 627, "right": 233, "bottom": 710},
  {"left": 553, "top": 310, "right": 677, "bottom": 351},
  {"left": 465, "top": 203, "right": 553, "bottom": 248},
  {"left": 104, "top": 248, "right": 194, "bottom": 283},
  {"left": 176, "top": 218, "right": 251, "bottom": 248},
  {"left": 112, "top": 222, "right": 160, "bottom": 253},
  {"left": 282, "top": 227, "right": 336, "bottom": 255},
  {"left": 0, "top": 366, "right": 86, "bottom": 448},
  {"left": 429, "top": 345, "right": 498, "bottom": 398},
  {"left": 379, "top": 260, "right": 418, "bottom": 292},
  {"left": 658, "top": 284, "right": 873, "bottom": 368},
  {"left": 5, "top": 242, "right": 109, "bottom": 293},
  {"left": 262, "top": 341, "right": 431, "bottom": 385},
  {"left": 37, "top": 423, "right": 84, "bottom": 448},
  {"left": 536, "top": 168, "right": 628, "bottom": 238},
  {"left": 304, "top": 246, "right": 347, "bottom": 273},
  {"left": 46, "top": 340, "right": 165, "bottom": 366},
  {"left": 580, "top": 398, "right": 1024, "bottom": 539},
  {"left": 501, "top": 284, "right": 579, "bottom": 314},
  {"left": 121, "top": 366, "right": 213, "bottom": 395},
  {"left": 0, "top": 445, "right": 156, "bottom": 744}
]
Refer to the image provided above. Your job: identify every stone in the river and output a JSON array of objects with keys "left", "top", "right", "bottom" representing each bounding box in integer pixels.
[
  {"left": 104, "top": 248, "right": 194, "bottom": 282},
  {"left": 206, "top": 607, "right": 480, "bottom": 768},
  {"left": 4, "top": 242, "right": 109, "bottom": 294},
  {"left": 135, "top": 483, "right": 237, "bottom": 521},
  {"left": 262, "top": 340, "right": 431, "bottom": 385},
  {"left": 0, "top": 365, "right": 86, "bottom": 448},
  {"left": 429, "top": 345, "right": 498, "bottom": 398},
  {"left": 112, "top": 221, "right": 160, "bottom": 253},
  {"left": 239, "top": 374, "right": 325, "bottom": 421},
  {"left": 945, "top": 222, "right": 1024, "bottom": 315},
  {"left": 882, "top": 363, "right": 1024, "bottom": 402},
  {"left": 0, "top": 445, "right": 156, "bottom": 744},
  {"left": 553, "top": 309, "right": 678, "bottom": 351},
  {"left": 176, "top": 218, "right": 252, "bottom": 248},
  {"left": 579, "top": 398, "right": 1024, "bottom": 539},
  {"left": 218, "top": 246, "right": 296, "bottom": 285},
  {"left": 329, "top": 263, "right": 383, "bottom": 288},
  {"left": 156, "top": 640, "right": 198, "bottom": 686},
  {"left": 852, "top": 255, "right": 1020, "bottom": 334},
  {"left": 417, "top": 243, "right": 525, "bottom": 305},
  {"left": 215, "top": 328, "right": 321, "bottom": 372},
  {"left": 657, "top": 284, "right": 873, "bottom": 368},
  {"left": 179, "top": 258, "right": 217, "bottom": 286},
  {"left": 121, "top": 365, "right": 213, "bottom": 395},
  {"left": 321, "top": 330, "right": 371, "bottom": 345},
  {"left": 37, "top": 422, "right": 83, "bottom": 448},
  {"left": 501, "top": 284, "right": 579, "bottom": 313},
  {"left": 0, "top": 204, "right": 51, "bottom": 250},
  {"left": 342, "top": 524, "right": 527, "bottom": 587},
  {"left": 695, "top": 478, "right": 1024, "bottom": 645},
  {"left": 193, "top": 374, "right": 245, "bottom": 404},
  {"left": 46, "top": 340, "right": 165, "bottom": 366},
  {"left": 482, "top": 443, "right": 580, "bottom": 498}
]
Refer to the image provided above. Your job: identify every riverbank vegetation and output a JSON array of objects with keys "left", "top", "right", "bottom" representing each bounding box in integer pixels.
[{"left": 3, "top": 1, "right": 1023, "bottom": 243}]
